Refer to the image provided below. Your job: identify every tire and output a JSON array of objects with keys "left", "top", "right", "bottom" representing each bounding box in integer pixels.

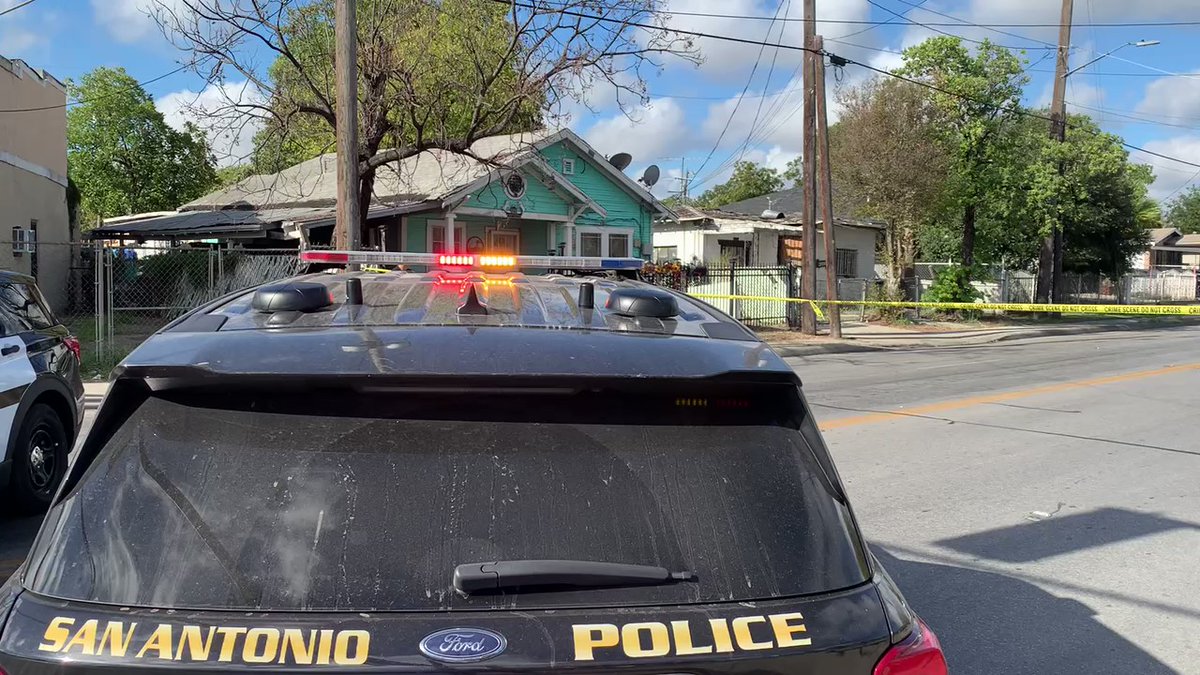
[{"left": 8, "top": 404, "right": 69, "bottom": 515}]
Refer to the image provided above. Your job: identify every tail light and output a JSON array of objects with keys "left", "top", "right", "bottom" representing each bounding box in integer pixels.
[
  {"left": 63, "top": 336, "right": 82, "bottom": 362},
  {"left": 874, "top": 619, "right": 948, "bottom": 675}
]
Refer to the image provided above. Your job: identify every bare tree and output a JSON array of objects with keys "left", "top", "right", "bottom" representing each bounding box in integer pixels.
[
  {"left": 830, "top": 77, "right": 951, "bottom": 292},
  {"left": 152, "top": 0, "right": 698, "bottom": 241}
]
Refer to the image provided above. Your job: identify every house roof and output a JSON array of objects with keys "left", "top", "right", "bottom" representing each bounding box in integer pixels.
[
  {"left": 1175, "top": 233, "right": 1200, "bottom": 247},
  {"left": 1147, "top": 227, "right": 1181, "bottom": 246},
  {"left": 90, "top": 207, "right": 339, "bottom": 239},
  {"left": 715, "top": 187, "right": 805, "bottom": 217},
  {"left": 181, "top": 128, "right": 672, "bottom": 218}
]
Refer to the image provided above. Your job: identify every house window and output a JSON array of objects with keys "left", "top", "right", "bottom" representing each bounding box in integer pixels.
[
  {"left": 428, "top": 220, "right": 466, "bottom": 254},
  {"left": 609, "top": 232, "right": 630, "bottom": 258},
  {"left": 718, "top": 239, "right": 749, "bottom": 266},
  {"left": 653, "top": 246, "right": 678, "bottom": 262},
  {"left": 575, "top": 227, "right": 636, "bottom": 257},
  {"left": 579, "top": 232, "right": 603, "bottom": 257},
  {"left": 561, "top": 158, "right": 575, "bottom": 175},
  {"left": 835, "top": 248, "right": 857, "bottom": 277}
]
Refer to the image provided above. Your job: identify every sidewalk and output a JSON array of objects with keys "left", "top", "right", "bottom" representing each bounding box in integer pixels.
[{"left": 761, "top": 316, "right": 1200, "bottom": 356}]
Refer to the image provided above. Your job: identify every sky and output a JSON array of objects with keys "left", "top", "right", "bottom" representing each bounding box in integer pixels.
[{"left": 4, "top": 0, "right": 1200, "bottom": 203}]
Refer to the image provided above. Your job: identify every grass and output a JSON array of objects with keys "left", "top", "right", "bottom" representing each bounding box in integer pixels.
[{"left": 66, "top": 314, "right": 167, "bottom": 381}]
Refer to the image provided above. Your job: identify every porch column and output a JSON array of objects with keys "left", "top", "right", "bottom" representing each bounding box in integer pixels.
[
  {"left": 566, "top": 222, "right": 575, "bottom": 256},
  {"left": 446, "top": 212, "right": 457, "bottom": 252}
]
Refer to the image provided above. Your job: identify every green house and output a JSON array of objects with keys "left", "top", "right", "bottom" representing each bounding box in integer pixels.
[
  {"left": 369, "top": 129, "right": 673, "bottom": 261},
  {"left": 141, "top": 129, "right": 671, "bottom": 262}
]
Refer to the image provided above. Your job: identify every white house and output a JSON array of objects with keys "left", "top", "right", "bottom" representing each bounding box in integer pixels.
[{"left": 653, "top": 189, "right": 883, "bottom": 279}]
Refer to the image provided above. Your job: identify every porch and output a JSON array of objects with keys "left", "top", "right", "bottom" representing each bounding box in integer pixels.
[{"left": 367, "top": 211, "right": 639, "bottom": 259}]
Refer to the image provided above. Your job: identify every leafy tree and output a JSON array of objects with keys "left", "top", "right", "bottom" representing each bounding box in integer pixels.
[
  {"left": 1166, "top": 186, "right": 1200, "bottom": 234},
  {"left": 154, "top": 0, "right": 697, "bottom": 246},
  {"left": 971, "top": 113, "right": 1153, "bottom": 278},
  {"left": 819, "top": 77, "right": 951, "bottom": 290},
  {"left": 896, "top": 37, "right": 1026, "bottom": 269},
  {"left": 694, "top": 161, "right": 783, "bottom": 210},
  {"left": 67, "top": 67, "right": 217, "bottom": 223},
  {"left": 216, "top": 164, "right": 256, "bottom": 188}
]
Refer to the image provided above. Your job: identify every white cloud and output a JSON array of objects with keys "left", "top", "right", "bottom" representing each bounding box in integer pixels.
[
  {"left": 0, "top": 27, "right": 39, "bottom": 53},
  {"left": 661, "top": 0, "right": 873, "bottom": 81},
  {"left": 156, "top": 80, "right": 265, "bottom": 167},
  {"left": 1136, "top": 72, "right": 1200, "bottom": 122},
  {"left": 91, "top": 0, "right": 176, "bottom": 44},
  {"left": 1131, "top": 135, "right": 1200, "bottom": 200},
  {"left": 580, "top": 97, "right": 690, "bottom": 162}
]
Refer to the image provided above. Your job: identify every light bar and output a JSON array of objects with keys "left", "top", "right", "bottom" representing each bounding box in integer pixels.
[{"left": 299, "top": 250, "right": 644, "bottom": 271}]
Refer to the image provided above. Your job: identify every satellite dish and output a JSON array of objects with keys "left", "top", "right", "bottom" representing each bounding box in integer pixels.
[
  {"left": 609, "top": 152, "right": 633, "bottom": 171},
  {"left": 640, "top": 165, "right": 661, "bottom": 188}
]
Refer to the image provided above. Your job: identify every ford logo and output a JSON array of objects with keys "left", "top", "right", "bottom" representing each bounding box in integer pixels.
[{"left": 419, "top": 627, "right": 507, "bottom": 663}]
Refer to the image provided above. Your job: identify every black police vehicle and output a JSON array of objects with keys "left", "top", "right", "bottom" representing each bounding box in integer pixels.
[
  {"left": 0, "top": 272, "right": 83, "bottom": 513},
  {"left": 0, "top": 251, "right": 946, "bottom": 674}
]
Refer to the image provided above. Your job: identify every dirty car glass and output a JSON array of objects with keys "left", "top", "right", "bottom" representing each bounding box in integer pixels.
[{"left": 26, "top": 395, "right": 866, "bottom": 611}]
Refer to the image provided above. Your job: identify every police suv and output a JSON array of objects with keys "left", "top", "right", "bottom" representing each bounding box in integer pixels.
[
  {"left": 0, "top": 252, "right": 947, "bottom": 674},
  {"left": 0, "top": 272, "right": 83, "bottom": 513}
]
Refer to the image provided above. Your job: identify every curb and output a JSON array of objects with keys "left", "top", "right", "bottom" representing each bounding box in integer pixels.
[{"left": 772, "top": 342, "right": 892, "bottom": 357}]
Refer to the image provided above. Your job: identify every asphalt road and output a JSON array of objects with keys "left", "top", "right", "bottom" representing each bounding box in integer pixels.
[
  {"left": 1, "top": 325, "right": 1197, "bottom": 673},
  {"left": 792, "top": 324, "right": 1200, "bottom": 675}
]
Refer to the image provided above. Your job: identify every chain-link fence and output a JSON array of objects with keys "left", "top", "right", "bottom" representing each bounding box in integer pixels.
[
  {"left": 913, "top": 263, "right": 1198, "bottom": 307},
  {"left": 644, "top": 263, "right": 876, "bottom": 327},
  {"left": 9, "top": 241, "right": 302, "bottom": 378}
]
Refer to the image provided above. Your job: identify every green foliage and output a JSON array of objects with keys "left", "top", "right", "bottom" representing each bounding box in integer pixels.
[
  {"left": 896, "top": 37, "right": 1027, "bottom": 267},
  {"left": 1166, "top": 186, "right": 1200, "bottom": 234},
  {"left": 694, "top": 161, "right": 783, "bottom": 209},
  {"left": 67, "top": 67, "right": 217, "bottom": 221},
  {"left": 251, "top": 0, "right": 544, "bottom": 173},
  {"left": 924, "top": 265, "right": 981, "bottom": 304},
  {"left": 216, "top": 164, "right": 256, "bottom": 188},
  {"left": 866, "top": 281, "right": 908, "bottom": 322}
]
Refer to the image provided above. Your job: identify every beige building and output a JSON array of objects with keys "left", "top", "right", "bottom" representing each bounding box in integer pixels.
[{"left": 0, "top": 54, "right": 71, "bottom": 310}]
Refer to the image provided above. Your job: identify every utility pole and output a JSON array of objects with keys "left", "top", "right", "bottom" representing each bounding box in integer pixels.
[
  {"left": 1038, "top": 0, "right": 1073, "bottom": 303},
  {"left": 334, "top": 0, "right": 361, "bottom": 254},
  {"left": 800, "top": 0, "right": 818, "bottom": 334},
  {"left": 814, "top": 36, "right": 841, "bottom": 338},
  {"left": 670, "top": 157, "right": 692, "bottom": 202}
]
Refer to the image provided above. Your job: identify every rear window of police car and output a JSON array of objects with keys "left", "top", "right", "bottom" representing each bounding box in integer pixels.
[{"left": 25, "top": 392, "right": 867, "bottom": 611}]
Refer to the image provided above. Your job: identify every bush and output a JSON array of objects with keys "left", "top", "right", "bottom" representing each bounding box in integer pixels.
[
  {"left": 924, "top": 266, "right": 981, "bottom": 319},
  {"left": 924, "top": 266, "right": 981, "bottom": 304},
  {"left": 866, "top": 282, "right": 908, "bottom": 322}
]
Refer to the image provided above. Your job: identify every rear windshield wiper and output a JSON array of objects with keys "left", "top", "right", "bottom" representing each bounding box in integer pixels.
[{"left": 453, "top": 560, "right": 696, "bottom": 594}]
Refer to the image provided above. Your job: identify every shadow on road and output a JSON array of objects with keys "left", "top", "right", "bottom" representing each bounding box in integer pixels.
[
  {"left": 875, "top": 547, "right": 1175, "bottom": 674},
  {"left": 934, "top": 507, "right": 1200, "bottom": 563}
]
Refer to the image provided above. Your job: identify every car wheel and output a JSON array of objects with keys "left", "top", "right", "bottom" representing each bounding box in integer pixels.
[{"left": 8, "top": 404, "right": 68, "bottom": 514}]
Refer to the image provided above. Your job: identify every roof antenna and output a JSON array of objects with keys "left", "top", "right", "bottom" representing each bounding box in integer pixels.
[
  {"left": 458, "top": 285, "right": 488, "bottom": 315},
  {"left": 345, "top": 278, "right": 363, "bottom": 306},
  {"left": 578, "top": 282, "right": 595, "bottom": 310}
]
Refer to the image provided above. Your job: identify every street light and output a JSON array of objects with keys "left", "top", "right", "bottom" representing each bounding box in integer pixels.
[{"left": 1065, "top": 40, "right": 1160, "bottom": 78}]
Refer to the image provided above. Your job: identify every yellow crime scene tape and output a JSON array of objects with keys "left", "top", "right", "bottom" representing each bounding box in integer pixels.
[{"left": 688, "top": 293, "right": 1200, "bottom": 321}]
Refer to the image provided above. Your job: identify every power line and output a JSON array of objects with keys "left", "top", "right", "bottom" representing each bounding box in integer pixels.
[
  {"left": 576, "top": 2, "right": 1200, "bottom": 28},
  {"left": 0, "top": 60, "right": 201, "bottom": 113},
  {"left": 499, "top": 0, "right": 1200, "bottom": 171},
  {"left": 865, "top": 0, "right": 1055, "bottom": 50},
  {"left": 688, "top": 0, "right": 788, "bottom": 186},
  {"left": 833, "top": 0, "right": 928, "bottom": 40},
  {"left": 0, "top": 0, "right": 37, "bottom": 17},
  {"left": 886, "top": 0, "right": 1057, "bottom": 49}
]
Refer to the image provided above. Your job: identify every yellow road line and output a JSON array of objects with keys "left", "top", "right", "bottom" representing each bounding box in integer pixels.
[{"left": 818, "top": 362, "right": 1200, "bottom": 432}]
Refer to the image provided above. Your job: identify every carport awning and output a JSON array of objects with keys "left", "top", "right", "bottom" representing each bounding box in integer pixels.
[{"left": 90, "top": 208, "right": 338, "bottom": 239}]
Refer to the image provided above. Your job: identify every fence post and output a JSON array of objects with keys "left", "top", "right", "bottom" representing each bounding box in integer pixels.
[
  {"left": 93, "top": 245, "right": 104, "bottom": 363},
  {"left": 729, "top": 261, "right": 738, "bottom": 320},
  {"left": 860, "top": 280, "right": 867, "bottom": 322},
  {"left": 914, "top": 273, "right": 922, "bottom": 320}
]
